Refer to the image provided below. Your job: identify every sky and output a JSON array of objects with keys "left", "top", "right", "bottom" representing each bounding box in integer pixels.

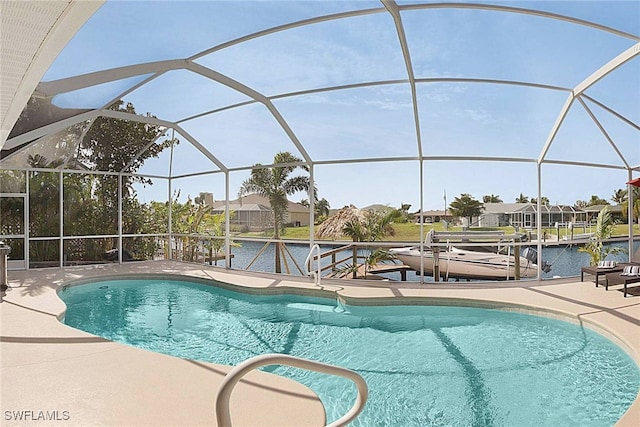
[{"left": 30, "top": 1, "right": 640, "bottom": 211}]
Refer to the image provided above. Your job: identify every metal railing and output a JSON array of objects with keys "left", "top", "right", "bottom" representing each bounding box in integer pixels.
[
  {"left": 305, "top": 244, "right": 322, "bottom": 285},
  {"left": 215, "top": 353, "right": 368, "bottom": 427}
]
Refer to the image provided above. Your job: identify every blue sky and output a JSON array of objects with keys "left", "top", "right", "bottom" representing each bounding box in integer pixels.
[{"left": 41, "top": 1, "right": 639, "bottom": 211}]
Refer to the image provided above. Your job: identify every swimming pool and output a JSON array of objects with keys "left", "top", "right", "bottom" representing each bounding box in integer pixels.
[{"left": 59, "top": 277, "right": 640, "bottom": 426}]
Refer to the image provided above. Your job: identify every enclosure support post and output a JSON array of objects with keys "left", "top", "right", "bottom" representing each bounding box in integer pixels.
[
  {"left": 433, "top": 237, "right": 440, "bottom": 282},
  {"left": 514, "top": 238, "right": 521, "bottom": 280}
]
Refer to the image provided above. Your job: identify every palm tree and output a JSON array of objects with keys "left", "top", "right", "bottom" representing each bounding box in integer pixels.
[
  {"left": 530, "top": 196, "right": 550, "bottom": 205},
  {"left": 483, "top": 194, "right": 502, "bottom": 203},
  {"left": 388, "top": 203, "right": 412, "bottom": 223},
  {"left": 238, "top": 151, "right": 311, "bottom": 273},
  {"left": 515, "top": 193, "right": 529, "bottom": 203},
  {"left": 578, "top": 206, "right": 625, "bottom": 265},
  {"left": 574, "top": 200, "right": 588, "bottom": 209},
  {"left": 611, "top": 188, "right": 627, "bottom": 205},
  {"left": 315, "top": 198, "right": 330, "bottom": 218},
  {"left": 621, "top": 187, "right": 640, "bottom": 225},
  {"left": 588, "top": 195, "right": 609, "bottom": 206},
  {"left": 317, "top": 206, "right": 395, "bottom": 278}
]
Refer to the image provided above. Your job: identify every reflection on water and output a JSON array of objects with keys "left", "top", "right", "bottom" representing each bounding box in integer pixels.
[{"left": 224, "top": 240, "right": 639, "bottom": 282}]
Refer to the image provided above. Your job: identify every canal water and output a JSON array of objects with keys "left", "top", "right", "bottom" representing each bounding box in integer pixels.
[{"left": 218, "top": 240, "right": 639, "bottom": 282}]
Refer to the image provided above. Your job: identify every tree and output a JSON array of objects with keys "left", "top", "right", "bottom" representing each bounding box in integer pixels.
[
  {"left": 449, "top": 194, "right": 484, "bottom": 226},
  {"left": 300, "top": 197, "right": 329, "bottom": 221},
  {"left": 483, "top": 194, "right": 502, "bottom": 203},
  {"left": 161, "top": 192, "right": 239, "bottom": 263},
  {"left": 611, "top": 189, "right": 627, "bottom": 205},
  {"left": 27, "top": 155, "right": 61, "bottom": 239},
  {"left": 171, "top": 196, "right": 212, "bottom": 262},
  {"left": 80, "top": 101, "right": 176, "bottom": 239},
  {"left": 515, "top": 193, "right": 529, "bottom": 203},
  {"left": 397, "top": 203, "right": 413, "bottom": 223},
  {"left": 316, "top": 206, "right": 395, "bottom": 278},
  {"left": 587, "top": 195, "right": 609, "bottom": 206},
  {"left": 574, "top": 200, "right": 588, "bottom": 209},
  {"left": 238, "top": 151, "right": 312, "bottom": 273},
  {"left": 530, "top": 196, "right": 550, "bottom": 205},
  {"left": 578, "top": 206, "right": 625, "bottom": 265},
  {"left": 42, "top": 100, "right": 177, "bottom": 260},
  {"left": 315, "top": 198, "right": 330, "bottom": 219},
  {"left": 343, "top": 209, "right": 396, "bottom": 277},
  {"left": 621, "top": 187, "right": 640, "bottom": 225},
  {"left": 82, "top": 101, "right": 174, "bottom": 177},
  {"left": 16, "top": 156, "right": 62, "bottom": 263},
  {"left": 20, "top": 101, "right": 177, "bottom": 262},
  {"left": 203, "top": 210, "right": 240, "bottom": 266}
]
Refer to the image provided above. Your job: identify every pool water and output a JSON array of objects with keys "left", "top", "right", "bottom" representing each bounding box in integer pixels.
[{"left": 59, "top": 279, "right": 640, "bottom": 427}]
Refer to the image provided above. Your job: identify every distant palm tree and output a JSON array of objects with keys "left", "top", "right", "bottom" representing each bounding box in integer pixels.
[
  {"left": 238, "top": 151, "right": 311, "bottom": 273},
  {"left": 621, "top": 187, "right": 640, "bottom": 225},
  {"left": 515, "top": 193, "right": 529, "bottom": 203},
  {"left": 315, "top": 198, "right": 330, "bottom": 218},
  {"left": 483, "top": 194, "right": 502, "bottom": 203},
  {"left": 531, "top": 196, "right": 550, "bottom": 205},
  {"left": 588, "top": 195, "right": 609, "bottom": 206},
  {"left": 611, "top": 188, "right": 627, "bottom": 205}
]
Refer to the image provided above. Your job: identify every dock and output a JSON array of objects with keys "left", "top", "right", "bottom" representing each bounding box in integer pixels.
[{"left": 337, "top": 263, "right": 413, "bottom": 280}]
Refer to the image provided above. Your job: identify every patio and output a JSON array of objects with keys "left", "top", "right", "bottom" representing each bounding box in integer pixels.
[
  {"left": 1, "top": 261, "right": 639, "bottom": 426},
  {"left": 1, "top": 1, "right": 639, "bottom": 425}
]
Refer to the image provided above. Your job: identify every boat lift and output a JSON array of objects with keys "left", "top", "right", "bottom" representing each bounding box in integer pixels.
[{"left": 423, "top": 230, "right": 537, "bottom": 281}]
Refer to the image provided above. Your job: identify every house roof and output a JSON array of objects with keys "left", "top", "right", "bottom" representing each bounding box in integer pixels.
[
  {"left": 212, "top": 203, "right": 271, "bottom": 212},
  {"left": 211, "top": 193, "right": 309, "bottom": 213},
  {"left": 483, "top": 203, "right": 533, "bottom": 213},
  {"left": 583, "top": 204, "right": 622, "bottom": 213},
  {"left": 415, "top": 210, "right": 449, "bottom": 216},
  {"left": 482, "top": 202, "right": 587, "bottom": 215}
]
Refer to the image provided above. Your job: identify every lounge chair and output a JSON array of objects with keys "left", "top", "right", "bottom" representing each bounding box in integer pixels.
[
  {"left": 581, "top": 260, "right": 623, "bottom": 287},
  {"left": 605, "top": 265, "right": 640, "bottom": 297},
  {"left": 581, "top": 247, "right": 640, "bottom": 287}
]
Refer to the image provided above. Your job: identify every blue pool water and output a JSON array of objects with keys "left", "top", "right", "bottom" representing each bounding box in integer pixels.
[{"left": 59, "top": 278, "right": 640, "bottom": 427}]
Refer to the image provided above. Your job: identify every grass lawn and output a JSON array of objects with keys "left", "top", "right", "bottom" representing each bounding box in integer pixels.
[{"left": 241, "top": 222, "right": 640, "bottom": 242}]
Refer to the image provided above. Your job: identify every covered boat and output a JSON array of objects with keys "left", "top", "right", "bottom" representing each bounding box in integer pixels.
[
  {"left": 390, "top": 246, "right": 538, "bottom": 280},
  {"left": 390, "top": 230, "right": 547, "bottom": 280}
]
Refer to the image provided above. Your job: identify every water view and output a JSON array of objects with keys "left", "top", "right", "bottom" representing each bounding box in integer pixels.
[{"left": 217, "top": 240, "right": 639, "bottom": 282}]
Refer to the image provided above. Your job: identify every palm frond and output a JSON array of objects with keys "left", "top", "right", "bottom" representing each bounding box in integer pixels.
[
  {"left": 578, "top": 206, "right": 627, "bottom": 265},
  {"left": 329, "top": 263, "right": 358, "bottom": 278},
  {"left": 316, "top": 206, "right": 365, "bottom": 239}
]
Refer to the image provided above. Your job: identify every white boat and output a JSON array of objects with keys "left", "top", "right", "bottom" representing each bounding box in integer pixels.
[{"left": 389, "top": 245, "right": 539, "bottom": 281}]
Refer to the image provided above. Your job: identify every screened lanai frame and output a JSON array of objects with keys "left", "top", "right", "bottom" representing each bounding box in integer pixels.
[{"left": 1, "top": 1, "right": 639, "bottom": 279}]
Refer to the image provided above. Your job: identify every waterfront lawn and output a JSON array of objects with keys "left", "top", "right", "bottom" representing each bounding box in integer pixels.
[{"left": 242, "top": 223, "right": 640, "bottom": 242}]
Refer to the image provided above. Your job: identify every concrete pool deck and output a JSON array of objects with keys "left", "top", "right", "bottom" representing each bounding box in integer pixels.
[{"left": 1, "top": 260, "right": 639, "bottom": 426}]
